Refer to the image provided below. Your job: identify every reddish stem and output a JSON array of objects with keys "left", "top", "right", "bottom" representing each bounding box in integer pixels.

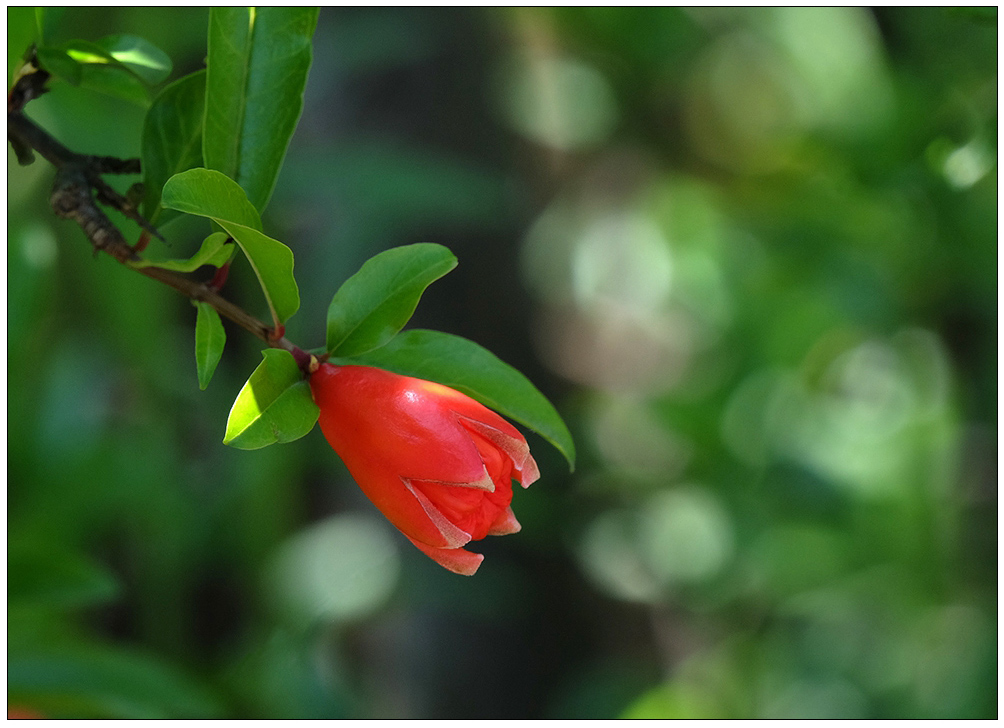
[{"left": 208, "top": 260, "right": 231, "bottom": 291}]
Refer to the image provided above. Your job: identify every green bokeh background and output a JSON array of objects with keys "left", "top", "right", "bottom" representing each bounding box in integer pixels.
[{"left": 7, "top": 7, "right": 997, "bottom": 719}]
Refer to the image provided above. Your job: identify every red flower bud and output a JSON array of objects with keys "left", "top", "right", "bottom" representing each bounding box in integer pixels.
[{"left": 310, "top": 364, "right": 540, "bottom": 576}]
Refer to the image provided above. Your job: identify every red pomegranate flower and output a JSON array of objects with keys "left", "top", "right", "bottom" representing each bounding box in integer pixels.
[{"left": 309, "top": 363, "right": 539, "bottom": 575}]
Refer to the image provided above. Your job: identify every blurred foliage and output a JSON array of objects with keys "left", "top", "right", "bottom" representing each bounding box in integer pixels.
[{"left": 6, "top": 6, "right": 997, "bottom": 719}]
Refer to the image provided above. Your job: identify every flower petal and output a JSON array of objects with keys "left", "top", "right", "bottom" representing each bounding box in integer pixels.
[
  {"left": 457, "top": 415, "right": 540, "bottom": 487},
  {"left": 454, "top": 467, "right": 496, "bottom": 492},
  {"left": 403, "top": 477, "right": 473, "bottom": 549},
  {"left": 405, "top": 535, "right": 484, "bottom": 576},
  {"left": 487, "top": 506, "right": 522, "bottom": 536}
]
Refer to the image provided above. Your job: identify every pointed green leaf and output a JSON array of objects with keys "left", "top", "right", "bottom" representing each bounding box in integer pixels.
[
  {"left": 224, "top": 349, "right": 319, "bottom": 450},
  {"left": 204, "top": 7, "right": 319, "bottom": 213},
  {"left": 131, "top": 232, "right": 234, "bottom": 272},
  {"left": 216, "top": 221, "right": 299, "bottom": 326},
  {"left": 348, "top": 330, "right": 576, "bottom": 470},
  {"left": 161, "top": 167, "right": 261, "bottom": 230},
  {"left": 195, "top": 302, "right": 226, "bottom": 390},
  {"left": 162, "top": 170, "right": 299, "bottom": 325},
  {"left": 96, "top": 34, "right": 172, "bottom": 85},
  {"left": 326, "top": 243, "right": 458, "bottom": 357},
  {"left": 140, "top": 70, "right": 206, "bottom": 225}
]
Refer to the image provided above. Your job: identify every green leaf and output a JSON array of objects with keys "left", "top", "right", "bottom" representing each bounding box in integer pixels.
[
  {"left": 161, "top": 167, "right": 261, "bottom": 230},
  {"left": 195, "top": 302, "right": 226, "bottom": 390},
  {"left": 34, "top": 8, "right": 47, "bottom": 42},
  {"left": 326, "top": 243, "right": 457, "bottom": 357},
  {"left": 33, "top": 35, "right": 167, "bottom": 107},
  {"left": 7, "top": 642, "right": 224, "bottom": 719},
  {"left": 204, "top": 7, "right": 319, "bottom": 213},
  {"left": 224, "top": 349, "right": 319, "bottom": 450},
  {"left": 62, "top": 39, "right": 119, "bottom": 66},
  {"left": 35, "top": 46, "right": 82, "bottom": 85},
  {"left": 215, "top": 221, "right": 299, "bottom": 325},
  {"left": 96, "top": 34, "right": 172, "bottom": 85},
  {"left": 38, "top": 39, "right": 148, "bottom": 104},
  {"left": 140, "top": 70, "right": 207, "bottom": 225},
  {"left": 131, "top": 232, "right": 234, "bottom": 272},
  {"left": 62, "top": 40, "right": 150, "bottom": 106},
  {"left": 8, "top": 542, "right": 119, "bottom": 611},
  {"left": 33, "top": 9, "right": 65, "bottom": 46},
  {"left": 348, "top": 330, "right": 576, "bottom": 470},
  {"left": 79, "top": 63, "right": 150, "bottom": 106},
  {"left": 162, "top": 169, "right": 299, "bottom": 325}
]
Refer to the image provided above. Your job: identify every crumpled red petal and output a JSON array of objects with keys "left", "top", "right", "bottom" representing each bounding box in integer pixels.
[
  {"left": 405, "top": 535, "right": 485, "bottom": 576},
  {"left": 402, "top": 477, "right": 473, "bottom": 549},
  {"left": 486, "top": 506, "right": 522, "bottom": 536},
  {"left": 458, "top": 415, "right": 540, "bottom": 487}
]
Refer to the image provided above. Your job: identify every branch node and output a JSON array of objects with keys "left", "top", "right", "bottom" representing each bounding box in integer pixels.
[
  {"left": 207, "top": 261, "right": 231, "bottom": 292},
  {"left": 267, "top": 324, "right": 287, "bottom": 345}
]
